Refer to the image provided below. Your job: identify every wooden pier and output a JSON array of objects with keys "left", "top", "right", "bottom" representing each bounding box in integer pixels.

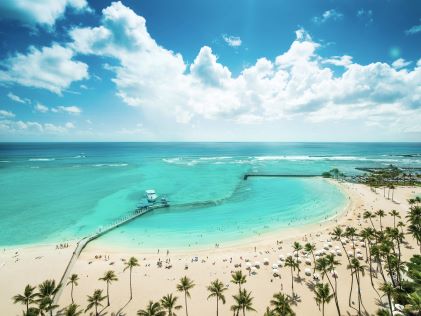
[
  {"left": 243, "top": 173, "right": 320, "bottom": 180},
  {"left": 53, "top": 202, "right": 169, "bottom": 307}
]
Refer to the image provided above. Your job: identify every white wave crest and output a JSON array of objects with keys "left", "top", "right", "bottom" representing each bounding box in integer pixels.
[
  {"left": 28, "top": 158, "right": 55, "bottom": 161},
  {"left": 93, "top": 163, "right": 128, "bottom": 167}
]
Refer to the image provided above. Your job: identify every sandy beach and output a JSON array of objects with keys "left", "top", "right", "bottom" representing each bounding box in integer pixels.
[{"left": 1, "top": 181, "right": 420, "bottom": 316}]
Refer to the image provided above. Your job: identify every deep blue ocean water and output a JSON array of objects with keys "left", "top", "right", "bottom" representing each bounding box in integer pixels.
[{"left": 0, "top": 142, "right": 420, "bottom": 248}]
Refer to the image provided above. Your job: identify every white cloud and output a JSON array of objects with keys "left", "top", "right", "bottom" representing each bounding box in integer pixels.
[
  {"left": 190, "top": 46, "right": 231, "bottom": 87},
  {"left": 35, "top": 103, "right": 49, "bottom": 113},
  {"left": 67, "top": 2, "right": 421, "bottom": 133},
  {"left": 53, "top": 106, "right": 82, "bottom": 114},
  {"left": 323, "top": 55, "right": 353, "bottom": 67},
  {"left": 406, "top": 20, "right": 421, "bottom": 35},
  {"left": 0, "top": 44, "right": 89, "bottom": 94},
  {"left": 7, "top": 92, "right": 30, "bottom": 104},
  {"left": 222, "top": 35, "right": 242, "bottom": 47},
  {"left": 313, "top": 9, "right": 343, "bottom": 24},
  {"left": 0, "top": 0, "right": 90, "bottom": 27},
  {"left": 392, "top": 58, "right": 412, "bottom": 69},
  {"left": 0, "top": 110, "right": 15, "bottom": 118},
  {"left": 65, "top": 122, "right": 75, "bottom": 129},
  {"left": 0, "top": 119, "right": 75, "bottom": 134}
]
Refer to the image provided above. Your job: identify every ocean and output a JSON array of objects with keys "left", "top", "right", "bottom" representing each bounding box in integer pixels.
[{"left": 0, "top": 142, "right": 420, "bottom": 248}]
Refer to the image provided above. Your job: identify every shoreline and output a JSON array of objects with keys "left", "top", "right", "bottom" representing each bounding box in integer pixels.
[{"left": 2, "top": 181, "right": 420, "bottom": 316}]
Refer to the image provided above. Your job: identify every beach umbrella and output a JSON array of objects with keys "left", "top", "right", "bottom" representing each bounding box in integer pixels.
[
  {"left": 335, "top": 246, "right": 340, "bottom": 250},
  {"left": 272, "top": 263, "right": 278, "bottom": 269},
  {"left": 254, "top": 261, "right": 260, "bottom": 267},
  {"left": 272, "top": 268, "right": 278, "bottom": 273},
  {"left": 286, "top": 252, "right": 292, "bottom": 258},
  {"left": 323, "top": 244, "right": 329, "bottom": 250},
  {"left": 305, "top": 258, "right": 312, "bottom": 265},
  {"left": 277, "top": 260, "right": 283, "bottom": 267},
  {"left": 313, "top": 273, "right": 320, "bottom": 280},
  {"left": 356, "top": 248, "right": 362, "bottom": 254},
  {"left": 278, "top": 254, "right": 285, "bottom": 260},
  {"left": 335, "top": 249, "right": 342, "bottom": 256},
  {"left": 251, "top": 267, "right": 258, "bottom": 274},
  {"left": 304, "top": 268, "right": 311, "bottom": 276},
  {"left": 331, "top": 270, "right": 338, "bottom": 278},
  {"left": 246, "top": 262, "right": 252, "bottom": 269},
  {"left": 347, "top": 251, "right": 353, "bottom": 257},
  {"left": 330, "top": 250, "right": 336, "bottom": 255},
  {"left": 263, "top": 258, "right": 269, "bottom": 264}
]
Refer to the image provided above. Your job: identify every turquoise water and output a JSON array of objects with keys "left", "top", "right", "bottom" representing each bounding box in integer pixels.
[{"left": 0, "top": 143, "right": 420, "bottom": 248}]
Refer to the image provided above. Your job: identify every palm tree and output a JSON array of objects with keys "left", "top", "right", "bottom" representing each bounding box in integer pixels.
[
  {"left": 231, "top": 270, "right": 247, "bottom": 290},
  {"left": 13, "top": 284, "right": 38, "bottom": 314},
  {"left": 407, "top": 205, "right": 421, "bottom": 252},
  {"left": 304, "top": 243, "right": 317, "bottom": 273},
  {"left": 313, "top": 283, "right": 333, "bottom": 316},
  {"left": 24, "top": 307, "right": 40, "bottom": 316},
  {"left": 363, "top": 211, "right": 375, "bottom": 229},
  {"left": 231, "top": 289, "right": 256, "bottom": 316},
  {"left": 67, "top": 274, "right": 79, "bottom": 304},
  {"left": 161, "top": 294, "right": 182, "bottom": 316},
  {"left": 38, "top": 280, "right": 61, "bottom": 316},
  {"left": 284, "top": 257, "right": 298, "bottom": 296},
  {"left": 389, "top": 184, "right": 395, "bottom": 201},
  {"left": 405, "top": 291, "right": 421, "bottom": 316},
  {"left": 38, "top": 297, "right": 59, "bottom": 316},
  {"left": 270, "top": 292, "right": 295, "bottom": 316},
  {"left": 376, "top": 209, "right": 386, "bottom": 231},
  {"left": 348, "top": 258, "right": 367, "bottom": 315},
  {"left": 57, "top": 303, "right": 83, "bottom": 316},
  {"left": 379, "top": 283, "right": 395, "bottom": 316},
  {"left": 292, "top": 241, "right": 302, "bottom": 260},
  {"left": 85, "top": 289, "right": 106, "bottom": 316},
  {"left": 123, "top": 256, "right": 139, "bottom": 300},
  {"left": 207, "top": 279, "right": 227, "bottom": 316},
  {"left": 137, "top": 301, "right": 165, "bottom": 316},
  {"left": 263, "top": 307, "right": 276, "bottom": 316},
  {"left": 176, "top": 276, "right": 195, "bottom": 316},
  {"left": 389, "top": 210, "right": 400, "bottom": 228},
  {"left": 315, "top": 255, "right": 341, "bottom": 316},
  {"left": 99, "top": 270, "right": 118, "bottom": 306}
]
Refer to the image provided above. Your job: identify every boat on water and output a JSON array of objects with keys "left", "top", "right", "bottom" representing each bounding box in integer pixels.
[{"left": 145, "top": 189, "right": 158, "bottom": 203}]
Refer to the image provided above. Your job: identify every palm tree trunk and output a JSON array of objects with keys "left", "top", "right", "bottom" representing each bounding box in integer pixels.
[
  {"left": 325, "top": 273, "right": 341, "bottom": 316},
  {"left": 312, "top": 252, "right": 316, "bottom": 273},
  {"left": 216, "top": 298, "right": 219, "bottom": 316},
  {"left": 184, "top": 291, "right": 188, "bottom": 316},
  {"left": 322, "top": 301, "right": 325, "bottom": 316},
  {"left": 129, "top": 268, "right": 133, "bottom": 300},
  {"left": 290, "top": 266, "right": 294, "bottom": 295},
  {"left": 107, "top": 282, "right": 110, "bottom": 306},
  {"left": 26, "top": 301, "right": 29, "bottom": 313},
  {"left": 71, "top": 283, "right": 74, "bottom": 304},
  {"left": 387, "top": 293, "right": 393, "bottom": 316},
  {"left": 349, "top": 268, "right": 354, "bottom": 308}
]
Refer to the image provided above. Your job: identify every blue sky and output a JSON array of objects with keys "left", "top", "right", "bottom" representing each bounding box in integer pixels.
[{"left": 0, "top": 0, "right": 420, "bottom": 141}]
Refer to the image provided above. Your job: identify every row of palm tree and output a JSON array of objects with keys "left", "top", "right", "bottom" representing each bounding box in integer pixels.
[{"left": 13, "top": 198, "right": 421, "bottom": 316}]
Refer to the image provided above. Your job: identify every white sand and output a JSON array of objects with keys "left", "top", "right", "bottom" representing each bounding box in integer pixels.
[{"left": 1, "top": 181, "right": 420, "bottom": 316}]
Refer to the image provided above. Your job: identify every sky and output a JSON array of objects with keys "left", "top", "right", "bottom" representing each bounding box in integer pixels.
[{"left": 0, "top": 0, "right": 420, "bottom": 142}]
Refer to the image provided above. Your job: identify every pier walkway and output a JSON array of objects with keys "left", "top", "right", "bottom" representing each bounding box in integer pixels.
[{"left": 53, "top": 202, "right": 169, "bottom": 307}]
